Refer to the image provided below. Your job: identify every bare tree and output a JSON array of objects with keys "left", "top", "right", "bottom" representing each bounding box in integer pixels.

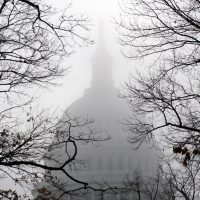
[
  {"left": 117, "top": 0, "right": 200, "bottom": 164},
  {"left": 0, "top": 0, "right": 91, "bottom": 94},
  {"left": 0, "top": 110, "right": 96, "bottom": 199},
  {"left": 117, "top": 0, "right": 200, "bottom": 68},
  {"left": 124, "top": 169, "right": 172, "bottom": 200},
  {"left": 122, "top": 159, "right": 200, "bottom": 200},
  {"left": 116, "top": 1, "right": 200, "bottom": 199},
  {"left": 33, "top": 113, "right": 110, "bottom": 200},
  {"left": 0, "top": 0, "right": 95, "bottom": 198}
]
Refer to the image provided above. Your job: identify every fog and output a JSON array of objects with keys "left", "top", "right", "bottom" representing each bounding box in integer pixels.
[
  {"left": 1, "top": 0, "right": 197, "bottom": 199},
  {"left": 0, "top": 0, "right": 159, "bottom": 199},
  {"left": 32, "top": 6, "right": 161, "bottom": 197},
  {"left": 38, "top": 0, "right": 142, "bottom": 113}
]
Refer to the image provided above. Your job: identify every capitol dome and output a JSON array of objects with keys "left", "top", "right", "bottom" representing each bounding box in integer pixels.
[{"left": 33, "top": 26, "right": 161, "bottom": 200}]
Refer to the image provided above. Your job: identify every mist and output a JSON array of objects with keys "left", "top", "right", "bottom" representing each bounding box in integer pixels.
[
  {"left": 1, "top": 0, "right": 192, "bottom": 199},
  {"left": 38, "top": 0, "right": 140, "bottom": 113}
]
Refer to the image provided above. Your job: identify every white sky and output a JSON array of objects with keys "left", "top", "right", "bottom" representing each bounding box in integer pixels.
[{"left": 38, "top": 0, "right": 141, "bottom": 114}]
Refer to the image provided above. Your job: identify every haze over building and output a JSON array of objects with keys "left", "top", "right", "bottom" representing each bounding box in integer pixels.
[{"left": 33, "top": 25, "right": 160, "bottom": 200}]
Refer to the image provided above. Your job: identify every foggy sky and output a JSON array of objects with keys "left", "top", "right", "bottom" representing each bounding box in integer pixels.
[{"left": 38, "top": 0, "right": 141, "bottom": 114}]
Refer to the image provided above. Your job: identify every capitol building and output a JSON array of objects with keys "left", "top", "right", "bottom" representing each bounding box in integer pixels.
[{"left": 33, "top": 29, "right": 160, "bottom": 200}]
